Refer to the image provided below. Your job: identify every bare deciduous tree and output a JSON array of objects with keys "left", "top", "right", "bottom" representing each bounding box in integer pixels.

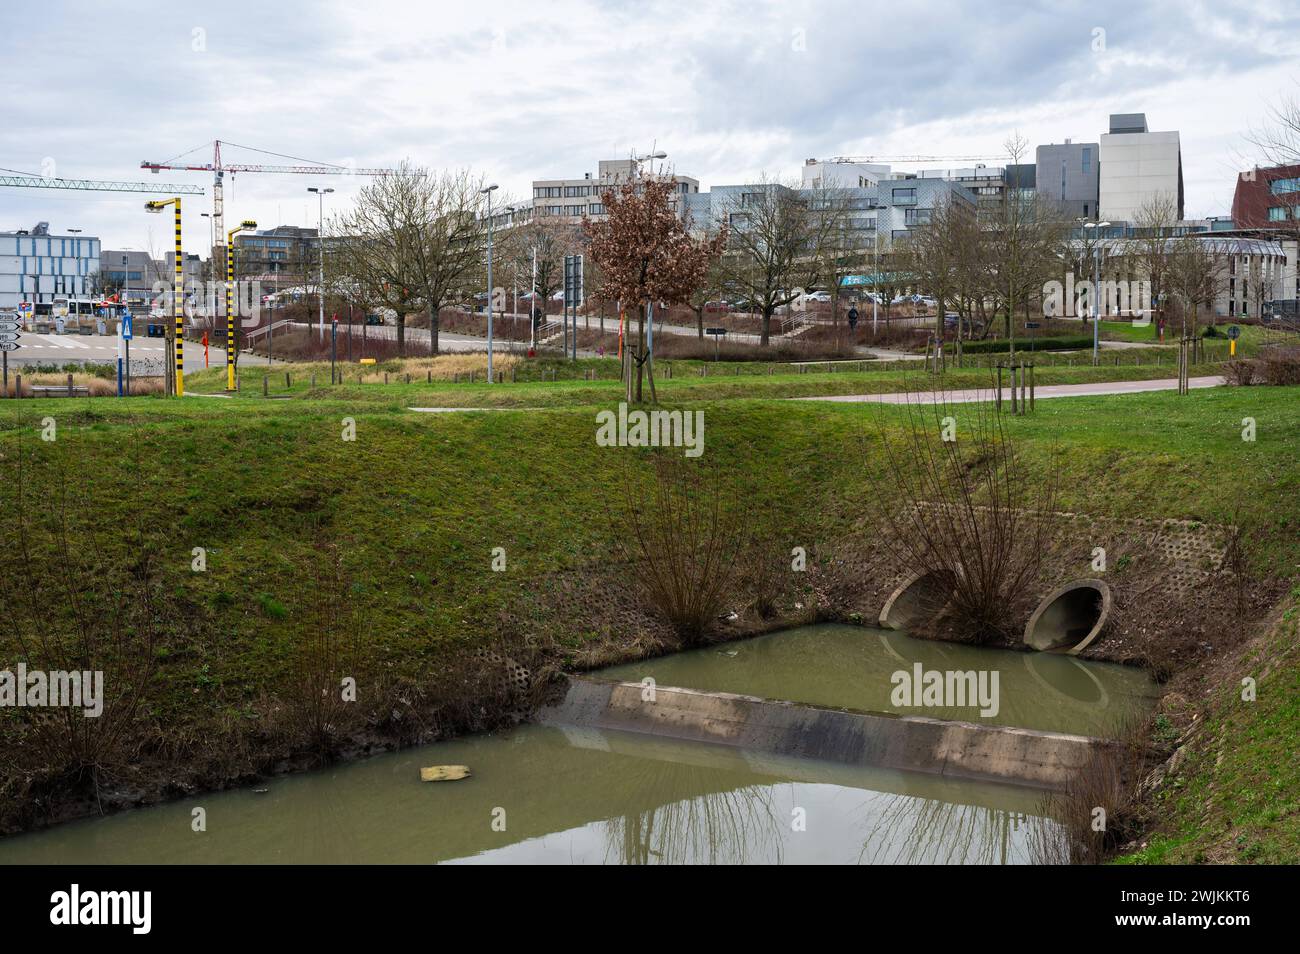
[
  {"left": 715, "top": 178, "right": 842, "bottom": 345},
  {"left": 330, "top": 163, "right": 490, "bottom": 356}
]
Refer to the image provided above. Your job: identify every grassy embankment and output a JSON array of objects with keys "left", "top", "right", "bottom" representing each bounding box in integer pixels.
[{"left": 0, "top": 373, "right": 1297, "bottom": 857}]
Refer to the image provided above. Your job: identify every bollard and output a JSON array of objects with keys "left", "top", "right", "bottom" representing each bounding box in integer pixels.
[
  {"left": 996, "top": 365, "right": 1002, "bottom": 413},
  {"left": 263, "top": 376, "right": 268, "bottom": 396},
  {"left": 311, "top": 373, "right": 317, "bottom": 388},
  {"left": 405, "top": 373, "right": 410, "bottom": 384},
  {"left": 285, "top": 372, "right": 291, "bottom": 389},
  {"left": 15, "top": 374, "right": 21, "bottom": 398},
  {"left": 427, "top": 370, "right": 431, "bottom": 383},
  {"left": 67, "top": 372, "right": 73, "bottom": 397},
  {"left": 384, "top": 372, "right": 389, "bottom": 384}
]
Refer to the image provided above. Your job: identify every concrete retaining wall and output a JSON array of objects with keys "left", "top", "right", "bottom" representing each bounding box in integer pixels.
[{"left": 540, "top": 676, "right": 1108, "bottom": 791}]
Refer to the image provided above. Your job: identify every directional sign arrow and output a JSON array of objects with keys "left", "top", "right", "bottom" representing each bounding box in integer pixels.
[
  {"left": 0, "top": 320, "right": 20, "bottom": 333},
  {"left": 0, "top": 342, "right": 20, "bottom": 351},
  {"left": 0, "top": 331, "right": 20, "bottom": 342}
]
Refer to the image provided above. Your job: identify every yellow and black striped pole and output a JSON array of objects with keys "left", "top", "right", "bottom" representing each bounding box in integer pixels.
[
  {"left": 225, "top": 236, "right": 235, "bottom": 391},
  {"left": 224, "top": 221, "right": 256, "bottom": 392},
  {"left": 173, "top": 199, "right": 184, "bottom": 396}
]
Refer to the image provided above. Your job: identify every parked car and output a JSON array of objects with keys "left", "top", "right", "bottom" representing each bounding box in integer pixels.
[
  {"left": 804, "top": 290, "right": 832, "bottom": 303},
  {"left": 364, "top": 313, "right": 385, "bottom": 326},
  {"left": 703, "top": 300, "right": 734, "bottom": 313}
]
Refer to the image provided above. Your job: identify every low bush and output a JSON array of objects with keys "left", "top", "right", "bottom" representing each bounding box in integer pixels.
[
  {"left": 1257, "top": 345, "right": 1300, "bottom": 386},
  {"left": 960, "top": 335, "right": 1092, "bottom": 354}
]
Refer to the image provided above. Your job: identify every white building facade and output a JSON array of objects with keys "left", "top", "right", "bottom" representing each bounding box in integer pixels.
[
  {"left": 0, "top": 222, "right": 100, "bottom": 309},
  {"left": 1099, "top": 113, "right": 1184, "bottom": 223}
]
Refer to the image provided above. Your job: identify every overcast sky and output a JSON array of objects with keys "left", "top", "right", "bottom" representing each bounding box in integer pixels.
[{"left": 2, "top": 0, "right": 1298, "bottom": 252}]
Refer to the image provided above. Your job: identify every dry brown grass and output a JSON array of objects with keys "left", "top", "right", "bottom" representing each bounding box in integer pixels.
[{"left": 2, "top": 374, "right": 165, "bottom": 398}]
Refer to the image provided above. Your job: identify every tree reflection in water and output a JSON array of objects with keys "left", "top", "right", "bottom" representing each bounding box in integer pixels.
[
  {"left": 857, "top": 791, "right": 1056, "bottom": 864},
  {"left": 601, "top": 762, "right": 784, "bottom": 864}
]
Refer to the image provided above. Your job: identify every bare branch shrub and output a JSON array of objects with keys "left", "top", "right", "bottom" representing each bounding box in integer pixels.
[
  {"left": 618, "top": 453, "right": 745, "bottom": 643},
  {"left": 1028, "top": 723, "right": 1149, "bottom": 865},
  {"left": 862, "top": 388, "right": 1059, "bottom": 643}
]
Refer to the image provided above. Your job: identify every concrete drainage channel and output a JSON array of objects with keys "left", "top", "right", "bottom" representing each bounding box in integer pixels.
[
  {"left": 527, "top": 576, "right": 1123, "bottom": 791},
  {"left": 538, "top": 677, "right": 1107, "bottom": 791}
]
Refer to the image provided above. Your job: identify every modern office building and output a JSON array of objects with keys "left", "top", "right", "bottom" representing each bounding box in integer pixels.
[
  {"left": 1230, "top": 163, "right": 1300, "bottom": 229},
  {"left": 687, "top": 176, "right": 975, "bottom": 245},
  {"left": 0, "top": 221, "right": 101, "bottom": 309},
  {"left": 1035, "top": 140, "right": 1100, "bottom": 219},
  {"left": 801, "top": 158, "right": 891, "bottom": 189},
  {"left": 1099, "top": 113, "right": 1184, "bottom": 223},
  {"left": 233, "top": 225, "right": 318, "bottom": 281},
  {"left": 531, "top": 159, "right": 700, "bottom": 223}
]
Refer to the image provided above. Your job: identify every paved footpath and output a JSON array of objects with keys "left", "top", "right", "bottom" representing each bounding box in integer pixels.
[{"left": 797, "top": 375, "right": 1225, "bottom": 405}]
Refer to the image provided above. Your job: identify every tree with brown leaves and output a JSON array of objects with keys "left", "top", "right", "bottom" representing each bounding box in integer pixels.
[{"left": 585, "top": 174, "right": 727, "bottom": 402}]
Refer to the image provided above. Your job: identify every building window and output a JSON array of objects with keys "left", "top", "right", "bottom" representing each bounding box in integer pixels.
[
  {"left": 588, "top": 203, "right": 605, "bottom": 216},
  {"left": 1268, "top": 206, "right": 1290, "bottom": 221},
  {"left": 740, "top": 192, "right": 764, "bottom": 206},
  {"left": 892, "top": 229, "right": 911, "bottom": 241},
  {"left": 1269, "top": 177, "right": 1300, "bottom": 195},
  {"left": 905, "top": 208, "right": 932, "bottom": 226},
  {"left": 892, "top": 188, "right": 917, "bottom": 205},
  {"left": 1082, "top": 147, "right": 1092, "bottom": 173}
]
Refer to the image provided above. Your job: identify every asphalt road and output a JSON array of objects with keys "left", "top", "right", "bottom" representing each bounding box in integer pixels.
[
  {"left": 1, "top": 332, "right": 267, "bottom": 375},
  {"left": 797, "top": 375, "right": 1226, "bottom": 405}
]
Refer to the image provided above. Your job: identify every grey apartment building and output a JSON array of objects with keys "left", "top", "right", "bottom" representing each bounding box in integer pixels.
[
  {"left": 531, "top": 159, "right": 700, "bottom": 223},
  {"left": 1035, "top": 140, "right": 1101, "bottom": 220},
  {"left": 686, "top": 176, "right": 976, "bottom": 246}
]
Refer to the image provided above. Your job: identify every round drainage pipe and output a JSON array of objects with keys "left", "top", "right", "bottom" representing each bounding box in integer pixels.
[
  {"left": 878, "top": 570, "right": 952, "bottom": 631},
  {"left": 1023, "top": 579, "right": 1112, "bottom": 654}
]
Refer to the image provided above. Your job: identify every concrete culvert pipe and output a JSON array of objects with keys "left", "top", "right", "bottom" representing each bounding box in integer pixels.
[
  {"left": 1023, "top": 579, "right": 1112, "bottom": 654},
  {"left": 878, "top": 570, "right": 952, "bottom": 631}
]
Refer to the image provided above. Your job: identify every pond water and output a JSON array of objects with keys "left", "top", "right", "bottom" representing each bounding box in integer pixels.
[{"left": 0, "top": 624, "right": 1154, "bottom": 864}]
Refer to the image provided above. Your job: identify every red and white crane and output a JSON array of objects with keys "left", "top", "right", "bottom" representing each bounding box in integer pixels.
[{"left": 141, "top": 140, "right": 398, "bottom": 250}]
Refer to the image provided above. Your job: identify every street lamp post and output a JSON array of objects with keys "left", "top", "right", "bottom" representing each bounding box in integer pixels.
[
  {"left": 1081, "top": 220, "right": 1111, "bottom": 366},
  {"left": 480, "top": 182, "right": 499, "bottom": 383},
  {"left": 226, "top": 219, "right": 257, "bottom": 391},
  {"left": 145, "top": 198, "right": 185, "bottom": 396},
  {"left": 308, "top": 187, "right": 334, "bottom": 339}
]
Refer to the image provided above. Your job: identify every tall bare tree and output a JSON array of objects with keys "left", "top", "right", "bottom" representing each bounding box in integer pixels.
[
  {"left": 715, "top": 179, "right": 842, "bottom": 345},
  {"left": 1132, "top": 192, "right": 1180, "bottom": 329},
  {"left": 1167, "top": 235, "right": 1226, "bottom": 337},
  {"left": 501, "top": 217, "right": 581, "bottom": 319},
  {"left": 330, "top": 163, "right": 490, "bottom": 356},
  {"left": 983, "top": 135, "right": 1070, "bottom": 348}
]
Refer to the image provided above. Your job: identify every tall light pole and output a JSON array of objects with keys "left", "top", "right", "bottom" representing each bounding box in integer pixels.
[
  {"left": 308, "top": 187, "right": 333, "bottom": 338},
  {"left": 145, "top": 198, "right": 184, "bottom": 396},
  {"left": 225, "top": 219, "right": 257, "bottom": 391},
  {"left": 1082, "top": 220, "right": 1111, "bottom": 365},
  {"left": 480, "top": 182, "right": 499, "bottom": 383}
]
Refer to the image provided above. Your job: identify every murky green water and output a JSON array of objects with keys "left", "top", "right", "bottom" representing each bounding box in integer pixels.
[
  {"left": 0, "top": 624, "right": 1153, "bottom": 864},
  {"left": 602, "top": 624, "right": 1157, "bottom": 736}
]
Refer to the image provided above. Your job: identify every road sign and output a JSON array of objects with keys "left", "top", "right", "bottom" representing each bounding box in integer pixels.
[
  {"left": 0, "top": 319, "right": 19, "bottom": 333},
  {"left": 121, "top": 313, "right": 133, "bottom": 340},
  {"left": 0, "top": 342, "right": 18, "bottom": 352},
  {"left": 1025, "top": 321, "right": 1041, "bottom": 330},
  {"left": 1227, "top": 325, "right": 1241, "bottom": 340},
  {"left": 705, "top": 327, "right": 727, "bottom": 336},
  {"left": 0, "top": 331, "right": 19, "bottom": 342}
]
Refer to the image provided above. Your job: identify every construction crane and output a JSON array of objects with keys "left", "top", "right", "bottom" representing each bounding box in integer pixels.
[
  {"left": 141, "top": 140, "right": 397, "bottom": 250},
  {"left": 0, "top": 169, "right": 202, "bottom": 194},
  {"left": 824, "top": 155, "right": 1007, "bottom": 165}
]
